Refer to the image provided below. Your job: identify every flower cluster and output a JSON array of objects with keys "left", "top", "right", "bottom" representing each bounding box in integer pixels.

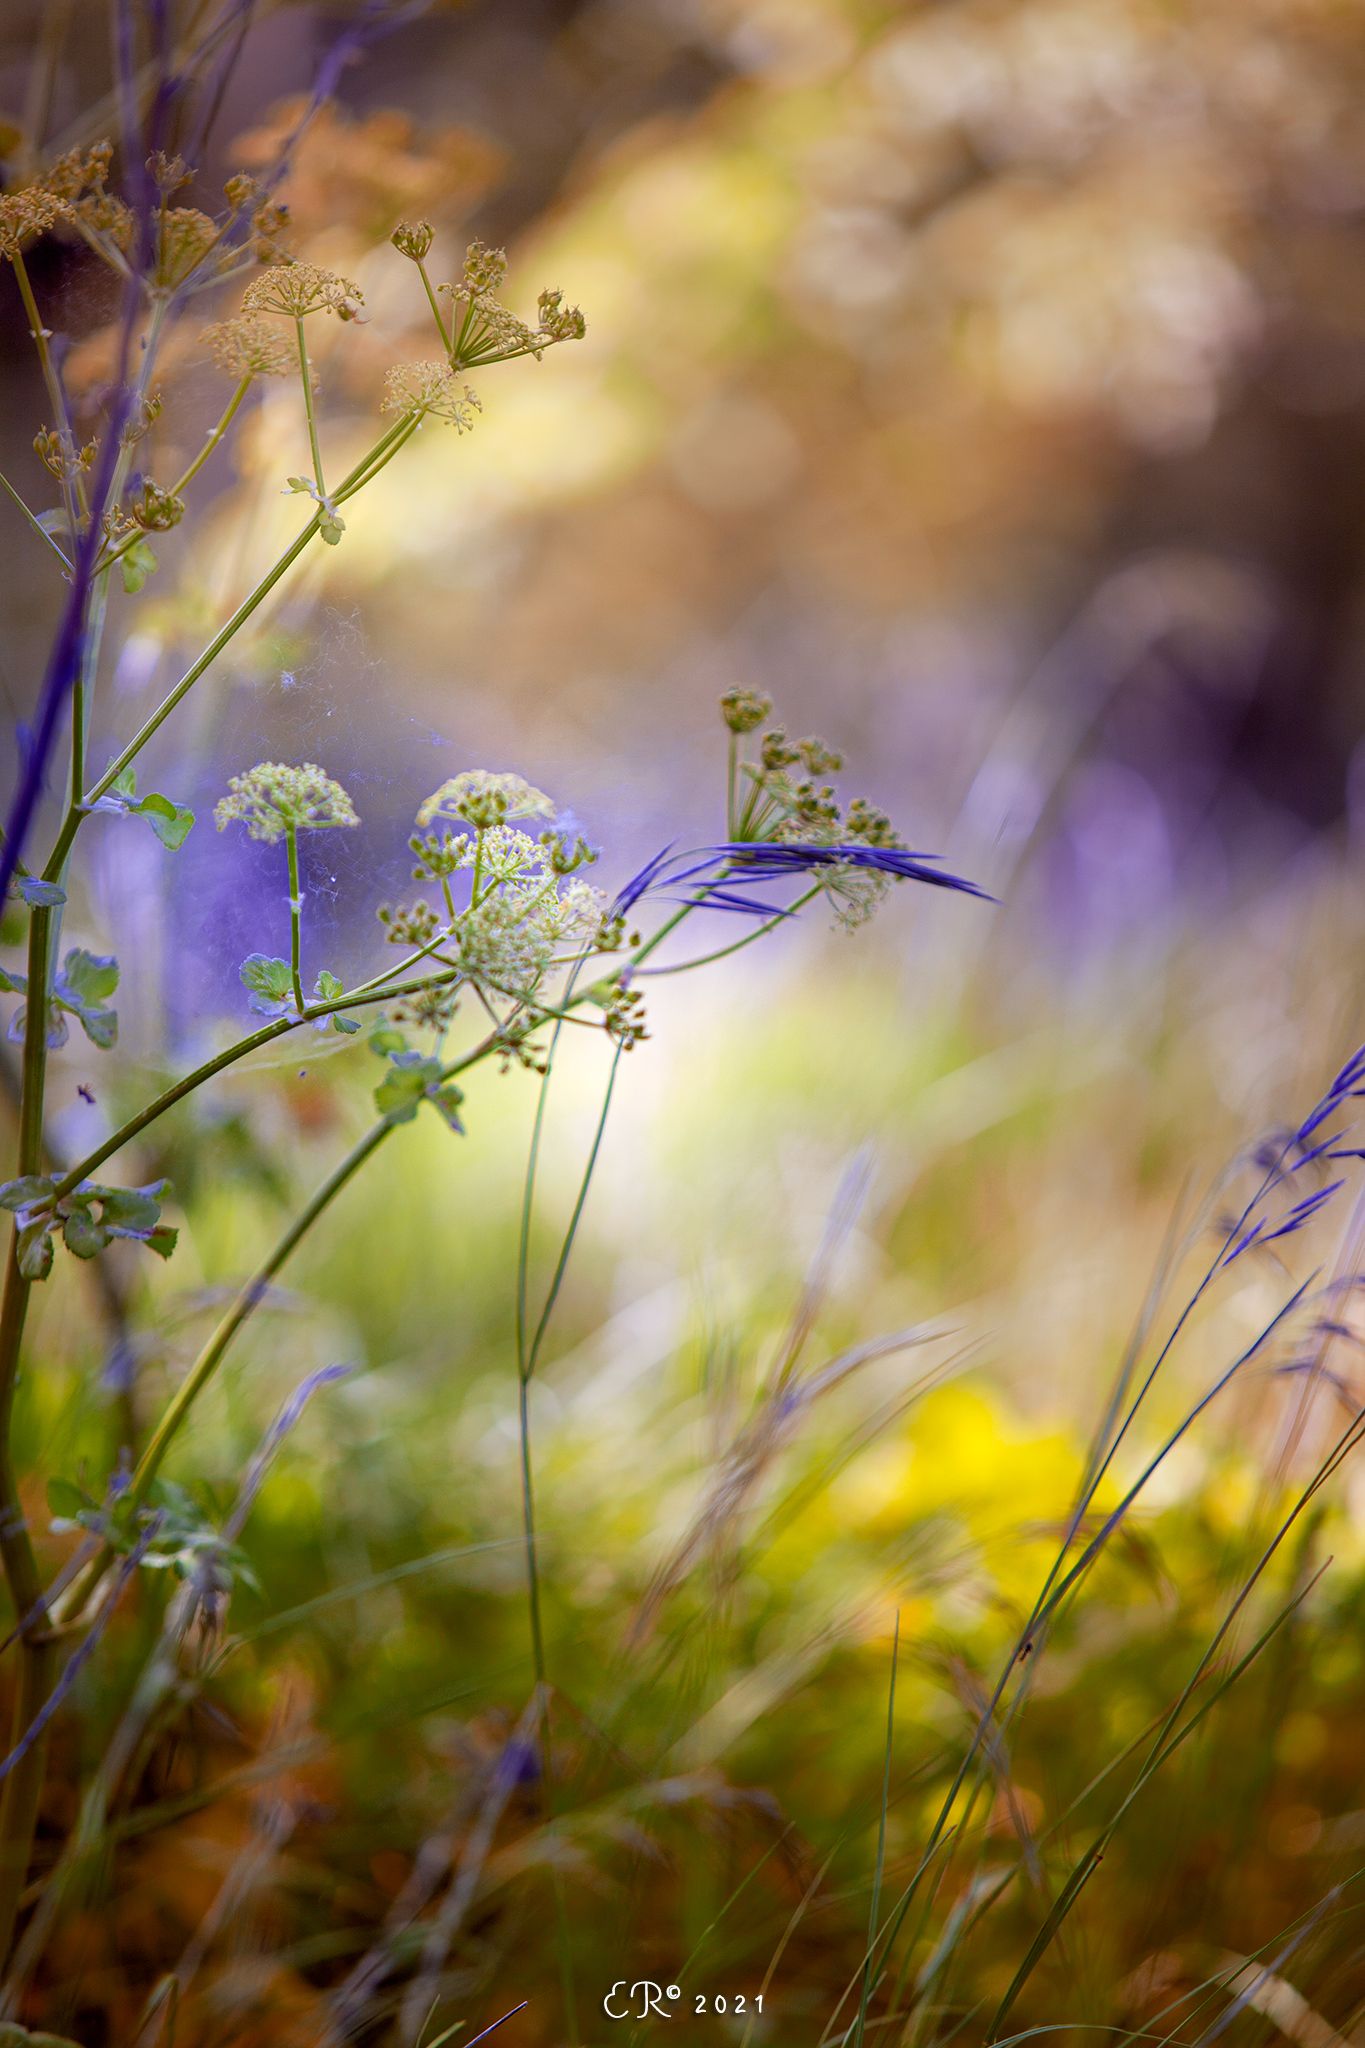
[
  {"left": 437, "top": 239, "right": 586, "bottom": 371},
  {"left": 382, "top": 360, "right": 482, "bottom": 431},
  {"left": 242, "top": 261, "right": 364, "bottom": 321},
  {"left": 417, "top": 771, "right": 555, "bottom": 832},
  {"left": 612, "top": 694, "right": 991, "bottom": 932},
  {"left": 0, "top": 143, "right": 112, "bottom": 260},
  {"left": 201, "top": 315, "right": 297, "bottom": 380},
  {"left": 215, "top": 763, "right": 359, "bottom": 844},
  {"left": 388, "top": 779, "right": 606, "bottom": 1006}
]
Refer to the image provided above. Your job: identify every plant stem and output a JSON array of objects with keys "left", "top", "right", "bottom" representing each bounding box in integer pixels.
[
  {"left": 48, "top": 962, "right": 461, "bottom": 1204},
  {"left": 0, "top": 471, "right": 70, "bottom": 572},
  {"left": 72, "top": 518, "right": 321, "bottom": 831},
  {"left": 52, "top": 1021, "right": 508, "bottom": 1631},
  {"left": 0, "top": 904, "right": 58, "bottom": 1966},
  {"left": 55, "top": 413, "right": 418, "bottom": 853},
  {"left": 10, "top": 251, "right": 84, "bottom": 534},
  {"left": 416, "top": 259, "right": 451, "bottom": 351},
  {"left": 128, "top": 1118, "right": 393, "bottom": 1508},
  {"left": 95, "top": 373, "right": 252, "bottom": 577},
  {"left": 285, "top": 825, "right": 305, "bottom": 1016},
  {"left": 294, "top": 319, "right": 326, "bottom": 499}
]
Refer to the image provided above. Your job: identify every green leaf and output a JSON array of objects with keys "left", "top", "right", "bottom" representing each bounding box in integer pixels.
[
  {"left": 80, "top": 1007, "right": 118, "bottom": 1050},
  {"left": 62, "top": 1208, "right": 107, "bottom": 1259},
  {"left": 16, "top": 1218, "right": 53, "bottom": 1281},
  {"left": 134, "top": 789, "right": 195, "bottom": 850},
  {"left": 240, "top": 955, "right": 293, "bottom": 999},
  {"left": 0, "top": 1175, "right": 54, "bottom": 1212},
  {"left": 374, "top": 1053, "right": 433, "bottom": 1125},
  {"left": 314, "top": 969, "right": 361, "bottom": 1035},
  {"left": 99, "top": 771, "right": 194, "bottom": 850},
  {"left": 93, "top": 1181, "right": 166, "bottom": 1236},
  {"left": 120, "top": 534, "right": 158, "bottom": 594},
  {"left": 145, "top": 1224, "right": 179, "bottom": 1259},
  {"left": 0, "top": 965, "right": 27, "bottom": 996},
  {"left": 60, "top": 948, "right": 119, "bottom": 1007},
  {"left": 51, "top": 949, "right": 119, "bottom": 1050},
  {"left": 15, "top": 877, "right": 64, "bottom": 908},
  {"left": 373, "top": 1051, "right": 464, "bottom": 1132}
]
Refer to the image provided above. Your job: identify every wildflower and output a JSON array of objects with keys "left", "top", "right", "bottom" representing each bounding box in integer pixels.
[
  {"left": 0, "top": 141, "right": 117, "bottom": 260},
  {"left": 154, "top": 208, "right": 220, "bottom": 288},
  {"left": 147, "top": 151, "right": 192, "bottom": 196},
  {"left": 45, "top": 142, "right": 113, "bottom": 203},
  {"left": 223, "top": 172, "right": 290, "bottom": 258},
  {"left": 126, "top": 480, "right": 184, "bottom": 532},
  {"left": 120, "top": 392, "right": 164, "bottom": 447},
  {"left": 417, "top": 771, "right": 555, "bottom": 832},
  {"left": 382, "top": 361, "right": 482, "bottom": 431},
  {"left": 536, "top": 288, "right": 586, "bottom": 344},
  {"left": 377, "top": 900, "right": 443, "bottom": 948},
  {"left": 34, "top": 427, "right": 96, "bottom": 481},
  {"left": 612, "top": 841, "right": 991, "bottom": 925},
  {"left": 721, "top": 688, "right": 771, "bottom": 734},
  {"left": 540, "top": 828, "right": 597, "bottom": 877},
  {"left": 461, "top": 237, "right": 508, "bottom": 296},
  {"left": 391, "top": 219, "right": 434, "bottom": 262},
  {"left": 243, "top": 261, "right": 364, "bottom": 321},
  {"left": 438, "top": 240, "right": 585, "bottom": 369},
  {"left": 409, "top": 829, "right": 465, "bottom": 882},
  {"left": 74, "top": 187, "right": 134, "bottom": 252},
  {"left": 202, "top": 315, "right": 296, "bottom": 379},
  {"left": 601, "top": 980, "right": 648, "bottom": 1050},
  {"left": 215, "top": 763, "right": 359, "bottom": 844},
  {"left": 454, "top": 870, "right": 603, "bottom": 994},
  {"left": 0, "top": 187, "right": 69, "bottom": 260}
]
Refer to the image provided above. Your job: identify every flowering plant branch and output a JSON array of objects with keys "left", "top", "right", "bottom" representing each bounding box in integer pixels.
[{"left": 0, "top": 97, "right": 988, "bottom": 2022}]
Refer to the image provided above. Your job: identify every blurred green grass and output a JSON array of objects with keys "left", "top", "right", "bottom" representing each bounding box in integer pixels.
[{"left": 18, "top": 853, "right": 1365, "bottom": 2042}]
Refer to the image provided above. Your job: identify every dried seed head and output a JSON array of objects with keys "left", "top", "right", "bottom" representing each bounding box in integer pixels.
[
  {"left": 202, "top": 314, "right": 296, "bottom": 379},
  {"left": 154, "top": 207, "right": 220, "bottom": 288},
  {"left": 243, "top": 260, "right": 364, "bottom": 321}
]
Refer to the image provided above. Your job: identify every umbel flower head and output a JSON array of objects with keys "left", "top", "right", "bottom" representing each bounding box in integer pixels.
[
  {"left": 201, "top": 315, "right": 296, "bottom": 380},
  {"left": 242, "top": 261, "right": 364, "bottom": 321},
  {"left": 438, "top": 239, "right": 585, "bottom": 370},
  {"left": 383, "top": 361, "right": 482, "bottom": 431},
  {"left": 215, "top": 763, "right": 359, "bottom": 844},
  {"left": 417, "top": 771, "right": 555, "bottom": 832}
]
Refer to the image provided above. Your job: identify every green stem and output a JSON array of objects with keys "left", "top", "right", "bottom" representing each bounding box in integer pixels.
[
  {"left": 10, "top": 250, "right": 84, "bottom": 533},
  {"left": 128, "top": 1118, "right": 392, "bottom": 1507},
  {"left": 294, "top": 320, "right": 326, "bottom": 500},
  {"left": 0, "top": 470, "right": 71, "bottom": 571},
  {"left": 70, "top": 517, "right": 320, "bottom": 834},
  {"left": 637, "top": 884, "right": 822, "bottom": 977},
  {"left": 62, "top": 413, "right": 418, "bottom": 847},
  {"left": 285, "top": 825, "right": 305, "bottom": 1016},
  {"left": 0, "top": 906, "right": 58, "bottom": 1966},
  {"left": 94, "top": 373, "right": 252, "bottom": 577},
  {"left": 48, "top": 962, "right": 461, "bottom": 1204},
  {"left": 53, "top": 1022, "right": 507, "bottom": 1632},
  {"left": 416, "top": 259, "right": 452, "bottom": 351}
]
